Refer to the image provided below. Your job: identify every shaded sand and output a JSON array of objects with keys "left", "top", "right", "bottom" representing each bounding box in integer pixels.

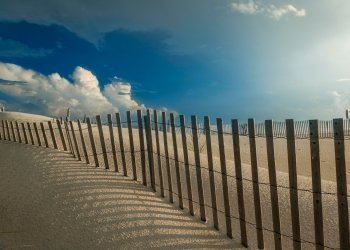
[{"left": 0, "top": 140, "right": 243, "bottom": 250}]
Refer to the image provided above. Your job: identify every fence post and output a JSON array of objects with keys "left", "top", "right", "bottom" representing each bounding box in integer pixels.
[
  {"left": 107, "top": 114, "right": 118, "bottom": 171},
  {"left": 309, "top": 120, "right": 324, "bottom": 250},
  {"left": 6, "top": 120, "right": 10, "bottom": 141},
  {"left": 10, "top": 121, "right": 16, "bottom": 142},
  {"left": 232, "top": 119, "right": 248, "bottom": 247},
  {"left": 192, "top": 115, "right": 206, "bottom": 221},
  {"left": 162, "top": 111, "right": 173, "bottom": 202},
  {"left": 64, "top": 121, "right": 74, "bottom": 156},
  {"left": 86, "top": 117, "right": 98, "bottom": 167},
  {"left": 217, "top": 118, "right": 232, "bottom": 237},
  {"left": 22, "top": 123, "right": 28, "bottom": 144},
  {"left": 96, "top": 115, "right": 109, "bottom": 169},
  {"left": 78, "top": 120, "right": 90, "bottom": 164},
  {"left": 170, "top": 113, "right": 183, "bottom": 208},
  {"left": 127, "top": 111, "right": 137, "bottom": 180},
  {"left": 144, "top": 113, "right": 156, "bottom": 191},
  {"left": 265, "top": 120, "right": 282, "bottom": 250},
  {"left": 33, "top": 122, "right": 41, "bottom": 146},
  {"left": 286, "top": 119, "right": 301, "bottom": 250},
  {"left": 116, "top": 113, "right": 127, "bottom": 176},
  {"left": 180, "top": 115, "right": 194, "bottom": 215},
  {"left": 0, "top": 120, "right": 2, "bottom": 140},
  {"left": 26, "top": 122, "right": 34, "bottom": 145},
  {"left": 204, "top": 116, "right": 218, "bottom": 228},
  {"left": 69, "top": 121, "right": 81, "bottom": 161},
  {"left": 1, "top": 120, "right": 5, "bottom": 140},
  {"left": 48, "top": 121, "right": 58, "bottom": 149},
  {"left": 333, "top": 118, "right": 350, "bottom": 250},
  {"left": 40, "top": 122, "right": 48, "bottom": 147},
  {"left": 137, "top": 110, "right": 147, "bottom": 186},
  {"left": 56, "top": 119, "right": 67, "bottom": 151},
  {"left": 154, "top": 110, "right": 164, "bottom": 197},
  {"left": 248, "top": 118, "right": 264, "bottom": 248}
]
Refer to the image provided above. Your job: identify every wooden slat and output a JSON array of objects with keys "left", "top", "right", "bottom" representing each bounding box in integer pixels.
[
  {"left": 27, "top": 122, "right": 34, "bottom": 145},
  {"left": 309, "top": 119, "right": 324, "bottom": 250},
  {"left": 40, "top": 122, "right": 48, "bottom": 147},
  {"left": 1, "top": 120, "right": 6, "bottom": 140},
  {"left": 86, "top": 118, "right": 98, "bottom": 167},
  {"left": 107, "top": 114, "right": 118, "bottom": 171},
  {"left": 333, "top": 118, "right": 350, "bottom": 250},
  {"left": 96, "top": 115, "right": 108, "bottom": 169},
  {"left": 56, "top": 119, "right": 67, "bottom": 151},
  {"left": 217, "top": 118, "right": 232, "bottom": 237},
  {"left": 6, "top": 120, "right": 10, "bottom": 141},
  {"left": 204, "top": 116, "right": 218, "bottom": 229},
  {"left": 265, "top": 120, "right": 282, "bottom": 250},
  {"left": 127, "top": 111, "right": 137, "bottom": 180},
  {"left": 116, "top": 113, "right": 127, "bottom": 176},
  {"left": 162, "top": 111, "right": 173, "bottom": 202},
  {"left": 192, "top": 115, "right": 206, "bottom": 221},
  {"left": 137, "top": 110, "right": 147, "bottom": 185},
  {"left": 232, "top": 119, "right": 248, "bottom": 247},
  {"left": 286, "top": 119, "right": 301, "bottom": 250},
  {"left": 65, "top": 121, "right": 75, "bottom": 156},
  {"left": 170, "top": 113, "right": 183, "bottom": 208},
  {"left": 145, "top": 112, "right": 156, "bottom": 191},
  {"left": 154, "top": 110, "right": 164, "bottom": 197},
  {"left": 48, "top": 121, "right": 58, "bottom": 149},
  {"left": 10, "top": 121, "right": 16, "bottom": 142},
  {"left": 33, "top": 122, "right": 40, "bottom": 146},
  {"left": 248, "top": 118, "right": 264, "bottom": 248},
  {"left": 70, "top": 121, "right": 81, "bottom": 161},
  {"left": 78, "top": 120, "right": 90, "bottom": 164},
  {"left": 22, "top": 122, "right": 28, "bottom": 144}
]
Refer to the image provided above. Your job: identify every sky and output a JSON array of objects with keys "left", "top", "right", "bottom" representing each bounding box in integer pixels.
[{"left": 0, "top": 0, "right": 349, "bottom": 121}]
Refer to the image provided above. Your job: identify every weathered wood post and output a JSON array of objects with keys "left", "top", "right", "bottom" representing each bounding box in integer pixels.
[
  {"left": 127, "top": 111, "right": 137, "bottom": 180},
  {"left": 78, "top": 120, "right": 89, "bottom": 164},
  {"left": 170, "top": 113, "right": 183, "bottom": 208},
  {"left": 96, "top": 115, "right": 109, "bottom": 169},
  {"left": 154, "top": 110, "right": 164, "bottom": 197},
  {"left": 116, "top": 113, "right": 127, "bottom": 176},
  {"left": 137, "top": 110, "right": 147, "bottom": 185},
  {"left": 180, "top": 114, "right": 194, "bottom": 215},
  {"left": 1, "top": 120, "right": 6, "bottom": 140},
  {"left": 248, "top": 118, "right": 264, "bottom": 248},
  {"left": 192, "top": 115, "right": 206, "bottom": 221},
  {"left": 86, "top": 117, "right": 98, "bottom": 167},
  {"left": 33, "top": 123, "right": 40, "bottom": 146},
  {"left": 265, "top": 120, "right": 282, "bottom": 250},
  {"left": 333, "top": 118, "right": 350, "bottom": 250},
  {"left": 217, "top": 118, "right": 232, "bottom": 237},
  {"left": 309, "top": 120, "right": 324, "bottom": 250},
  {"left": 70, "top": 121, "right": 81, "bottom": 161},
  {"left": 22, "top": 123, "right": 29, "bottom": 144},
  {"left": 6, "top": 120, "right": 10, "bottom": 141},
  {"left": 286, "top": 119, "right": 301, "bottom": 250},
  {"left": 64, "top": 121, "right": 74, "bottom": 156},
  {"left": 107, "top": 114, "right": 118, "bottom": 171},
  {"left": 162, "top": 111, "right": 173, "bottom": 202},
  {"left": 40, "top": 122, "right": 48, "bottom": 147},
  {"left": 144, "top": 112, "right": 156, "bottom": 191},
  {"left": 48, "top": 121, "right": 58, "bottom": 149},
  {"left": 10, "top": 121, "right": 16, "bottom": 142},
  {"left": 56, "top": 119, "right": 67, "bottom": 151},
  {"left": 232, "top": 119, "right": 247, "bottom": 247},
  {"left": 27, "top": 123, "right": 34, "bottom": 145}
]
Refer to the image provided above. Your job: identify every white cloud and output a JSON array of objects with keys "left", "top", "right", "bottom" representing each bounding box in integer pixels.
[
  {"left": 336, "top": 78, "right": 350, "bottom": 82},
  {"left": 231, "top": 1, "right": 306, "bottom": 20},
  {"left": 0, "top": 62, "right": 145, "bottom": 118}
]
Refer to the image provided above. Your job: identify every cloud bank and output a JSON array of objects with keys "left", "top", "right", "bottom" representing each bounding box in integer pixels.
[
  {"left": 231, "top": 1, "right": 306, "bottom": 20},
  {"left": 0, "top": 62, "right": 145, "bottom": 118}
]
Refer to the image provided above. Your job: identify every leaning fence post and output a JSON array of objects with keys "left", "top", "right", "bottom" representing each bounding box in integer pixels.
[
  {"left": 144, "top": 113, "right": 156, "bottom": 191},
  {"left": 48, "top": 121, "right": 58, "bottom": 149},
  {"left": 192, "top": 115, "right": 206, "bottom": 221},
  {"left": 309, "top": 119, "right": 324, "bottom": 250},
  {"left": 1, "top": 120, "right": 6, "bottom": 140},
  {"left": 107, "top": 114, "right": 118, "bottom": 171},
  {"left": 70, "top": 121, "right": 81, "bottom": 161},
  {"left": 127, "top": 111, "right": 137, "bottom": 180},
  {"left": 265, "top": 120, "right": 282, "bottom": 250},
  {"left": 170, "top": 113, "right": 183, "bottom": 208},
  {"left": 27, "top": 122, "right": 34, "bottom": 145},
  {"left": 116, "top": 113, "right": 127, "bottom": 176},
  {"left": 64, "top": 121, "right": 74, "bottom": 156},
  {"left": 22, "top": 123, "right": 29, "bottom": 144},
  {"left": 217, "top": 118, "right": 232, "bottom": 237},
  {"left": 137, "top": 110, "right": 147, "bottom": 185},
  {"left": 333, "top": 118, "right": 350, "bottom": 250},
  {"left": 15, "top": 121, "right": 22, "bottom": 144},
  {"left": 10, "top": 121, "right": 16, "bottom": 142},
  {"left": 154, "top": 110, "right": 164, "bottom": 197},
  {"left": 86, "top": 117, "right": 98, "bottom": 167},
  {"left": 56, "top": 119, "right": 67, "bottom": 151},
  {"left": 232, "top": 119, "right": 248, "bottom": 247},
  {"left": 78, "top": 120, "right": 90, "bottom": 164},
  {"left": 204, "top": 116, "right": 218, "bottom": 228},
  {"left": 286, "top": 119, "right": 301, "bottom": 250},
  {"left": 180, "top": 114, "right": 194, "bottom": 215},
  {"left": 162, "top": 111, "right": 173, "bottom": 202},
  {"left": 6, "top": 120, "right": 10, "bottom": 141},
  {"left": 40, "top": 122, "right": 48, "bottom": 147},
  {"left": 96, "top": 115, "right": 109, "bottom": 169},
  {"left": 33, "top": 122, "right": 41, "bottom": 146},
  {"left": 248, "top": 118, "right": 264, "bottom": 248}
]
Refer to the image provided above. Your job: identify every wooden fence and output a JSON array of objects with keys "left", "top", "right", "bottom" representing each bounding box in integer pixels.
[{"left": 0, "top": 111, "right": 349, "bottom": 250}]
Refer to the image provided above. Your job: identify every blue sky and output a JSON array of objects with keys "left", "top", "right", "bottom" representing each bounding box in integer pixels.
[{"left": 0, "top": 0, "right": 349, "bottom": 121}]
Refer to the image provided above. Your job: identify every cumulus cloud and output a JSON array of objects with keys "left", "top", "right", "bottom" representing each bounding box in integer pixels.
[
  {"left": 0, "top": 62, "right": 145, "bottom": 118},
  {"left": 231, "top": 1, "right": 306, "bottom": 20},
  {"left": 336, "top": 78, "right": 350, "bottom": 82}
]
